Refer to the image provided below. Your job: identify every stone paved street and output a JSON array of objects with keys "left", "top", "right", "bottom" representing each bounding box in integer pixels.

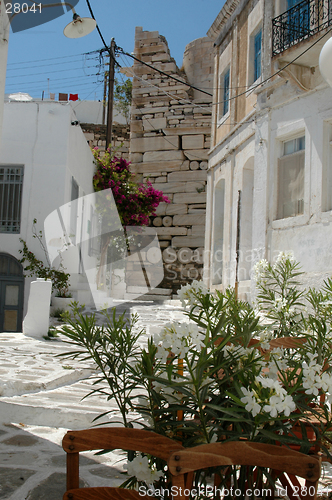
[
  {"left": 0, "top": 300, "right": 187, "bottom": 499},
  {"left": 0, "top": 300, "right": 331, "bottom": 499}
]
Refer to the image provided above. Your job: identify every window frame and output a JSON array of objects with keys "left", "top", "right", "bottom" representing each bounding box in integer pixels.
[
  {"left": 247, "top": 25, "right": 263, "bottom": 87},
  {"left": 217, "top": 66, "right": 231, "bottom": 125},
  {"left": 253, "top": 29, "right": 262, "bottom": 82},
  {"left": 322, "top": 121, "right": 332, "bottom": 213},
  {"left": 271, "top": 127, "right": 309, "bottom": 229},
  {"left": 0, "top": 165, "right": 24, "bottom": 234}
]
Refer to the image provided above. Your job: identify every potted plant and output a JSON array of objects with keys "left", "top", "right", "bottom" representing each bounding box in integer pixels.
[
  {"left": 19, "top": 219, "right": 72, "bottom": 306},
  {"left": 59, "top": 253, "right": 332, "bottom": 495}
]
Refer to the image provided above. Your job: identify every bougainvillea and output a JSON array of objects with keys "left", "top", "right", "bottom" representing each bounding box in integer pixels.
[{"left": 92, "top": 148, "right": 170, "bottom": 226}]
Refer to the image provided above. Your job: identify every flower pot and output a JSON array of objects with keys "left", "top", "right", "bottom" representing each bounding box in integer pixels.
[{"left": 51, "top": 296, "right": 74, "bottom": 313}]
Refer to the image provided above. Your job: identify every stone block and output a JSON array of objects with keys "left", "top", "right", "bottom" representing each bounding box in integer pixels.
[
  {"left": 182, "top": 135, "right": 204, "bottom": 149},
  {"left": 173, "top": 215, "right": 206, "bottom": 226},
  {"left": 184, "top": 150, "right": 209, "bottom": 161},
  {"left": 131, "top": 136, "right": 179, "bottom": 153},
  {"left": 163, "top": 216, "right": 173, "bottom": 227},
  {"left": 185, "top": 182, "right": 205, "bottom": 193},
  {"left": 152, "top": 53, "right": 171, "bottom": 62},
  {"left": 130, "top": 153, "right": 143, "bottom": 163},
  {"left": 165, "top": 204, "right": 188, "bottom": 215},
  {"left": 168, "top": 171, "right": 207, "bottom": 182},
  {"left": 154, "top": 202, "right": 167, "bottom": 215},
  {"left": 143, "top": 117, "right": 167, "bottom": 131},
  {"left": 173, "top": 193, "right": 206, "bottom": 204},
  {"left": 155, "top": 227, "right": 187, "bottom": 235},
  {"left": 180, "top": 161, "right": 190, "bottom": 170},
  {"left": 164, "top": 127, "right": 211, "bottom": 136},
  {"left": 172, "top": 236, "right": 205, "bottom": 248},
  {"left": 142, "top": 151, "right": 184, "bottom": 162},
  {"left": 153, "top": 182, "right": 186, "bottom": 193},
  {"left": 131, "top": 160, "right": 184, "bottom": 173},
  {"left": 153, "top": 217, "right": 163, "bottom": 227},
  {"left": 191, "top": 226, "right": 206, "bottom": 236},
  {"left": 190, "top": 161, "right": 199, "bottom": 170},
  {"left": 155, "top": 176, "right": 167, "bottom": 182}
]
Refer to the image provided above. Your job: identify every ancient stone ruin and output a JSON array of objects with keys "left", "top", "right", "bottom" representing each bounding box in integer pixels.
[{"left": 126, "top": 27, "right": 214, "bottom": 297}]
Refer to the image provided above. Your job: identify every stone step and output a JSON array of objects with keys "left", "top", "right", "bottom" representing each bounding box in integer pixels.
[
  {"left": 0, "top": 377, "right": 126, "bottom": 429},
  {"left": 123, "top": 293, "right": 171, "bottom": 302},
  {"left": 127, "top": 286, "right": 172, "bottom": 296}
]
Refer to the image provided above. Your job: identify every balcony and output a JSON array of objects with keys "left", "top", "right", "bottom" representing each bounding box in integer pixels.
[{"left": 272, "top": 0, "right": 332, "bottom": 56}]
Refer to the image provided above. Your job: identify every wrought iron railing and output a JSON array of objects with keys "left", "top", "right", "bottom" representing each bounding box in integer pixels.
[{"left": 272, "top": 0, "right": 332, "bottom": 56}]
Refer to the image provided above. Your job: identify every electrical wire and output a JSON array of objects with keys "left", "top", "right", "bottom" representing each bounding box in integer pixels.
[
  {"left": 6, "top": 52, "right": 86, "bottom": 65},
  {"left": 213, "top": 25, "right": 332, "bottom": 107},
  {"left": 84, "top": 0, "right": 332, "bottom": 106}
]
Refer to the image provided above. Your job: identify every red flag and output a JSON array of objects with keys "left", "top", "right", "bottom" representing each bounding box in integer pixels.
[{"left": 69, "top": 94, "right": 79, "bottom": 101}]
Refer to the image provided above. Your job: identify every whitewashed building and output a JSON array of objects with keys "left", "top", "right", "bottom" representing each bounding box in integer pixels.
[
  {"left": 0, "top": 1, "right": 9, "bottom": 149},
  {"left": 0, "top": 100, "right": 95, "bottom": 331},
  {"left": 204, "top": 0, "right": 332, "bottom": 300}
]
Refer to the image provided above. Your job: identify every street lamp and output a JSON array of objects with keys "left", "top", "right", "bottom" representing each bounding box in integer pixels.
[
  {"left": 63, "top": 10, "right": 96, "bottom": 38},
  {"left": 319, "top": 37, "right": 332, "bottom": 87}
]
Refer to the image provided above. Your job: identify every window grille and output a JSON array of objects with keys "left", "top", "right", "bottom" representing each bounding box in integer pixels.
[{"left": 0, "top": 166, "right": 24, "bottom": 233}]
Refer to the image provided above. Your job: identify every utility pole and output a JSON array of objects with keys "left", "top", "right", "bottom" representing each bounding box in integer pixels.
[
  {"left": 102, "top": 71, "right": 107, "bottom": 126},
  {"left": 106, "top": 38, "right": 115, "bottom": 150}
]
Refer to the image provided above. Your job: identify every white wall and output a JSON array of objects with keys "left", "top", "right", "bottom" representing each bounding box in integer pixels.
[
  {"left": 261, "top": 85, "right": 332, "bottom": 281},
  {"left": 0, "top": 101, "right": 95, "bottom": 312},
  {"left": 70, "top": 100, "right": 127, "bottom": 125},
  {"left": 0, "top": 2, "right": 9, "bottom": 152}
]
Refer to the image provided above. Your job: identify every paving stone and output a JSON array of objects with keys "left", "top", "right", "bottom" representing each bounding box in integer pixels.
[
  {"left": 25, "top": 472, "right": 80, "bottom": 500},
  {"left": 0, "top": 467, "right": 36, "bottom": 499},
  {"left": 0, "top": 451, "right": 39, "bottom": 465},
  {"left": 88, "top": 466, "right": 124, "bottom": 479},
  {"left": 3, "top": 435, "right": 39, "bottom": 446}
]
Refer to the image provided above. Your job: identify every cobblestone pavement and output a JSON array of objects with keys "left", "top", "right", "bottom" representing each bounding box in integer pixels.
[
  {"left": 0, "top": 300, "right": 187, "bottom": 499},
  {"left": 0, "top": 300, "right": 331, "bottom": 499}
]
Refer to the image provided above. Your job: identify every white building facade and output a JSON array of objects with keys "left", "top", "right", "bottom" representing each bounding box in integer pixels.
[
  {"left": 0, "top": 1, "right": 9, "bottom": 150},
  {"left": 205, "top": 0, "right": 332, "bottom": 300},
  {"left": 0, "top": 101, "right": 95, "bottom": 331}
]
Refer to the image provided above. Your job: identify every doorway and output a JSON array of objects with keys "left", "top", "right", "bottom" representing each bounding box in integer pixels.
[{"left": 0, "top": 254, "right": 24, "bottom": 332}]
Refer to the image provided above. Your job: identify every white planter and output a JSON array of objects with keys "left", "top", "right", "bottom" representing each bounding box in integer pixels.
[
  {"left": 51, "top": 296, "right": 74, "bottom": 313},
  {"left": 23, "top": 279, "right": 52, "bottom": 338}
]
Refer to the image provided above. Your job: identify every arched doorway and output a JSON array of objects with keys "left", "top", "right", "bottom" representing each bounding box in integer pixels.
[{"left": 0, "top": 254, "right": 24, "bottom": 332}]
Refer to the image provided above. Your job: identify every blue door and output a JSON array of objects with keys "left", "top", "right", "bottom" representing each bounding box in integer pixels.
[{"left": 287, "top": 0, "right": 310, "bottom": 44}]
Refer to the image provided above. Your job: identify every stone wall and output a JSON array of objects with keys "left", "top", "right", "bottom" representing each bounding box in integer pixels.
[
  {"left": 128, "top": 27, "right": 214, "bottom": 294},
  {"left": 80, "top": 122, "right": 130, "bottom": 159}
]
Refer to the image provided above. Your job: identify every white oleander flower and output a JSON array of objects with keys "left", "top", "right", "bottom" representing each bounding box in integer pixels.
[
  {"left": 177, "top": 280, "right": 208, "bottom": 309},
  {"left": 274, "top": 250, "right": 295, "bottom": 267},
  {"left": 276, "top": 395, "right": 296, "bottom": 417},
  {"left": 253, "top": 259, "right": 269, "bottom": 284},
  {"left": 263, "top": 394, "right": 281, "bottom": 418},
  {"left": 154, "top": 321, "right": 203, "bottom": 362},
  {"left": 241, "top": 387, "right": 261, "bottom": 417},
  {"left": 126, "top": 454, "right": 163, "bottom": 484}
]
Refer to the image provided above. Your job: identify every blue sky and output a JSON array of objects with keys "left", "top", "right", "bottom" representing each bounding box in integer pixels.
[{"left": 5, "top": 0, "right": 225, "bottom": 101}]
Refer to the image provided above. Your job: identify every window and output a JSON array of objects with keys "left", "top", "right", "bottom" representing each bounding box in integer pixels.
[
  {"left": 253, "top": 30, "right": 262, "bottom": 82},
  {"left": 276, "top": 136, "right": 305, "bottom": 220},
  {"left": 219, "top": 68, "right": 230, "bottom": 120},
  {"left": 70, "top": 177, "right": 79, "bottom": 243},
  {"left": 323, "top": 124, "right": 332, "bottom": 212},
  {"left": 0, "top": 166, "right": 24, "bottom": 233},
  {"left": 248, "top": 27, "right": 262, "bottom": 85},
  {"left": 287, "top": 0, "right": 310, "bottom": 44}
]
